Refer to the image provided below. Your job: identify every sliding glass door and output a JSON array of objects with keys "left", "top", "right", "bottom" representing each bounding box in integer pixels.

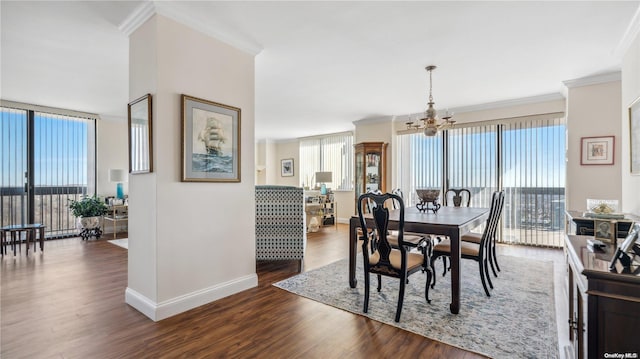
[
  {"left": 1, "top": 106, "right": 96, "bottom": 238},
  {"left": 396, "top": 113, "right": 565, "bottom": 247},
  {"left": 447, "top": 125, "right": 498, "bottom": 209}
]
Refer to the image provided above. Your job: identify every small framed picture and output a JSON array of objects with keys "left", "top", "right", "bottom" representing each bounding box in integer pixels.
[
  {"left": 594, "top": 219, "right": 616, "bottom": 245},
  {"left": 581, "top": 136, "right": 614, "bottom": 165},
  {"left": 281, "top": 158, "right": 294, "bottom": 177}
]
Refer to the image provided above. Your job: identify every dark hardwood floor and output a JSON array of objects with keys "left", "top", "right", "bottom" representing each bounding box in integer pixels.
[{"left": 1, "top": 225, "right": 566, "bottom": 358}]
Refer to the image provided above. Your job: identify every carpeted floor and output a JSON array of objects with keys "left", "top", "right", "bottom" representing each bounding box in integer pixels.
[
  {"left": 274, "top": 255, "right": 558, "bottom": 359},
  {"left": 107, "top": 238, "right": 128, "bottom": 249}
]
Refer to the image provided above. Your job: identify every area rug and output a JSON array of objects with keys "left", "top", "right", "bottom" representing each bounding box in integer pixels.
[
  {"left": 107, "top": 238, "right": 128, "bottom": 249},
  {"left": 274, "top": 255, "right": 558, "bottom": 359}
]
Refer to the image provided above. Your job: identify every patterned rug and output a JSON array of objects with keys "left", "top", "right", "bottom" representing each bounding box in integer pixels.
[
  {"left": 107, "top": 238, "right": 128, "bottom": 249},
  {"left": 274, "top": 255, "right": 558, "bottom": 359}
]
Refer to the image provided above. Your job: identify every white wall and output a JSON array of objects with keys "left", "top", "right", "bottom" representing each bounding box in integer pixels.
[
  {"left": 126, "top": 15, "right": 257, "bottom": 321},
  {"left": 97, "top": 118, "right": 128, "bottom": 197},
  {"left": 622, "top": 29, "right": 640, "bottom": 214},
  {"left": 274, "top": 140, "right": 300, "bottom": 187},
  {"left": 565, "top": 80, "right": 622, "bottom": 211}
]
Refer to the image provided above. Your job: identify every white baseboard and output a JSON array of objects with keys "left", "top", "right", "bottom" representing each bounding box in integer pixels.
[{"left": 125, "top": 273, "right": 258, "bottom": 321}]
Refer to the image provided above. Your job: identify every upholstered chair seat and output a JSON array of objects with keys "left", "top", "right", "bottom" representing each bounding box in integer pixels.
[
  {"left": 461, "top": 232, "right": 482, "bottom": 244},
  {"left": 432, "top": 238, "right": 481, "bottom": 257},
  {"left": 369, "top": 249, "right": 425, "bottom": 270}
]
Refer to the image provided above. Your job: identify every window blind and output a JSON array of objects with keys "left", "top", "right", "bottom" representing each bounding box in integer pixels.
[
  {"left": 299, "top": 132, "right": 353, "bottom": 190},
  {"left": 396, "top": 113, "right": 566, "bottom": 247}
]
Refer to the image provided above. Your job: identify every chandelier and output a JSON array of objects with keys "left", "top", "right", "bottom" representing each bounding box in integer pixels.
[{"left": 406, "top": 65, "right": 455, "bottom": 136}]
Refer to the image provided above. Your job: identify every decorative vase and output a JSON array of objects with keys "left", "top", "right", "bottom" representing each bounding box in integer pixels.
[{"left": 77, "top": 216, "right": 101, "bottom": 230}]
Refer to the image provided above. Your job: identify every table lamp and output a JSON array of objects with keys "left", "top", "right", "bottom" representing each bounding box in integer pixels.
[
  {"left": 315, "top": 171, "right": 332, "bottom": 195},
  {"left": 109, "top": 169, "right": 127, "bottom": 200}
]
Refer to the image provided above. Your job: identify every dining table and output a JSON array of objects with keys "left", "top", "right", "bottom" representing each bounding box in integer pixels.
[{"left": 348, "top": 206, "right": 490, "bottom": 314}]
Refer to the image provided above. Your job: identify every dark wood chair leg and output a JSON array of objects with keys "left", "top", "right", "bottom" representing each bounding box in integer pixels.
[
  {"left": 488, "top": 246, "right": 498, "bottom": 277},
  {"left": 479, "top": 259, "right": 491, "bottom": 297},
  {"left": 377, "top": 274, "right": 382, "bottom": 292},
  {"left": 429, "top": 256, "right": 437, "bottom": 289},
  {"left": 492, "top": 240, "right": 501, "bottom": 272},
  {"left": 425, "top": 266, "right": 432, "bottom": 304},
  {"left": 364, "top": 271, "right": 370, "bottom": 313},
  {"left": 395, "top": 275, "right": 406, "bottom": 322},
  {"left": 484, "top": 257, "right": 493, "bottom": 289}
]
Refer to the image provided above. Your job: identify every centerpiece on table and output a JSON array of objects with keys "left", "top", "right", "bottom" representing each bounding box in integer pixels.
[{"left": 416, "top": 188, "right": 441, "bottom": 213}]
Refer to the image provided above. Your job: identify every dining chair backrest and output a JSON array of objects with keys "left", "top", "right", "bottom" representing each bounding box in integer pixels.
[
  {"left": 444, "top": 188, "right": 471, "bottom": 207},
  {"left": 365, "top": 189, "right": 383, "bottom": 213},
  {"left": 357, "top": 192, "right": 408, "bottom": 267},
  {"left": 391, "top": 188, "right": 404, "bottom": 209},
  {"left": 480, "top": 191, "right": 505, "bottom": 252}
]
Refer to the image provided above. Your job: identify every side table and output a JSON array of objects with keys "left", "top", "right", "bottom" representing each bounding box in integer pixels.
[{"left": 0, "top": 223, "right": 46, "bottom": 256}]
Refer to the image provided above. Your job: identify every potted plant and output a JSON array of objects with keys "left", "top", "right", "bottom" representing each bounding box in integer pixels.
[{"left": 69, "top": 196, "right": 109, "bottom": 234}]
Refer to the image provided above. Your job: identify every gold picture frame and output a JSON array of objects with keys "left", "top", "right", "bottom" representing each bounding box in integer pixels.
[
  {"left": 594, "top": 219, "right": 616, "bottom": 245},
  {"left": 580, "top": 136, "right": 614, "bottom": 165},
  {"left": 181, "top": 94, "right": 241, "bottom": 182},
  {"left": 128, "top": 93, "right": 153, "bottom": 174}
]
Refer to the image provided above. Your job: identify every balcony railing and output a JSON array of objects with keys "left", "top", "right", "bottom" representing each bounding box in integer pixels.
[{"left": 1, "top": 185, "right": 88, "bottom": 238}]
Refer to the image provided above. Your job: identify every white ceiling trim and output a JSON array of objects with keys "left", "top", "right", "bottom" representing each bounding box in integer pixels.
[
  {"left": 154, "top": 2, "right": 263, "bottom": 56},
  {"left": 444, "top": 93, "right": 566, "bottom": 115},
  {"left": 118, "top": 1, "right": 156, "bottom": 36},
  {"left": 614, "top": 4, "right": 640, "bottom": 59},
  {"left": 562, "top": 71, "right": 622, "bottom": 89}
]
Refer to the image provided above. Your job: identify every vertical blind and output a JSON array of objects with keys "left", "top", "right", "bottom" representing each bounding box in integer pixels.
[
  {"left": 299, "top": 132, "right": 353, "bottom": 190},
  {"left": 447, "top": 125, "right": 498, "bottom": 209},
  {"left": 1, "top": 105, "right": 96, "bottom": 237},
  {"left": 130, "top": 117, "right": 150, "bottom": 171},
  {"left": 501, "top": 116, "right": 566, "bottom": 247},
  {"left": 0, "top": 108, "right": 27, "bottom": 227},
  {"left": 396, "top": 132, "right": 443, "bottom": 206},
  {"left": 396, "top": 113, "right": 565, "bottom": 247}
]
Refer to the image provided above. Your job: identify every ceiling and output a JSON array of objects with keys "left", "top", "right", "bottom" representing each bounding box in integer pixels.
[{"left": 2, "top": 1, "right": 639, "bottom": 141}]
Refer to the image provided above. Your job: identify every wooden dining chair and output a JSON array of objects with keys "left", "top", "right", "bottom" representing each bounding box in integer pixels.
[
  {"left": 357, "top": 192, "right": 432, "bottom": 322},
  {"left": 429, "top": 190, "right": 505, "bottom": 297},
  {"left": 444, "top": 188, "right": 471, "bottom": 207},
  {"left": 439, "top": 188, "right": 471, "bottom": 272}
]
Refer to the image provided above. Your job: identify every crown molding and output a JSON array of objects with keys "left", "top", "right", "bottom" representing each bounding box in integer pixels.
[
  {"left": 614, "top": 3, "right": 640, "bottom": 59},
  {"left": 118, "top": 1, "right": 263, "bottom": 56},
  {"left": 448, "top": 93, "right": 566, "bottom": 114},
  {"left": 118, "top": 1, "right": 156, "bottom": 36},
  {"left": 562, "top": 71, "right": 622, "bottom": 89},
  {"left": 352, "top": 116, "right": 394, "bottom": 126}
]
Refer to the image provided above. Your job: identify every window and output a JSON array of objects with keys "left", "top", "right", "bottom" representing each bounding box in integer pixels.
[
  {"left": 1, "top": 103, "right": 97, "bottom": 237},
  {"left": 397, "top": 113, "right": 565, "bottom": 247},
  {"left": 299, "top": 132, "right": 353, "bottom": 190}
]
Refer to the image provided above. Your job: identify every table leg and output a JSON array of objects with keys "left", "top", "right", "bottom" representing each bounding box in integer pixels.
[
  {"left": 25, "top": 229, "right": 31, "bottom": 256},
  {"left": 1, "top": 231, "right": 5, "bottom": 255},
  {"left": 11, "top": 231, "right": 17, "bottom": 254},
  {"left": 349, "top": 217, "right": 358, "bottom": 288},
  {"left": 449, "top": 231, "right": 461, "bottom": 314},
  {"left": 39, "top": 227, "right": 45, "bottom": 251}
]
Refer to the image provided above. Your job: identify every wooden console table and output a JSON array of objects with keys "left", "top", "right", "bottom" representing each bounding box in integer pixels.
[
  {"left": 0, "top": 223, "right": 45, "bottom": 256},
  {"left": 564, "top": 235, "right": 640, "bottom": 358}
]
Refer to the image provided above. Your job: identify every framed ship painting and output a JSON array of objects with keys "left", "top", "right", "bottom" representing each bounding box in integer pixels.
[{"left": 181, "top": 94, "right": 241, "bottom": 182}]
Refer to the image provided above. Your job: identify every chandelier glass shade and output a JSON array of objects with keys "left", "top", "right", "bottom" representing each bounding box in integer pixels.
[{"left": 406, "top": 65, "right": 455, "bottom": 136}]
